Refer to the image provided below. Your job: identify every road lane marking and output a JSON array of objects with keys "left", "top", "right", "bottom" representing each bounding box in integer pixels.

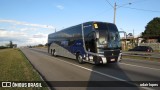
[
  {"left": 51, "top": 58, "right": 124, "bottom": 81},
  {"left": 120, "top": 62, "right": 160, "bottom": 71},
  {"left": 50, "top": 57, "right": 153, "bottom": 90},
  {"left": 26, "top": 48, "right": 155, "bottom": 90}
]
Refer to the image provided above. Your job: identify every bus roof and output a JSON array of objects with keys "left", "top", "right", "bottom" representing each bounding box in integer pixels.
[{"left": 48, "top": 21, "right": 115, "bottom": 36}]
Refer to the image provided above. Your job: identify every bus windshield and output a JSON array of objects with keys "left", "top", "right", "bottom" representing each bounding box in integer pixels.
[{"left": 94, "top": 23, "right": 121, "bottom": 48}]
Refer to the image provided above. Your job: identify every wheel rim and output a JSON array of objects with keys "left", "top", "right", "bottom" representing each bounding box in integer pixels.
[{"left": 78, "top": 55, "right": 83, "bottom": 63}]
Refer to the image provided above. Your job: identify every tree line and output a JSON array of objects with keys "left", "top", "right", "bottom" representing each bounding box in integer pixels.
[
  {"left": 141, "top": 17, "right": 160, "bottom": 42},
  {"left": 0, "top": 41, "right": 15, "bottom": 49}
]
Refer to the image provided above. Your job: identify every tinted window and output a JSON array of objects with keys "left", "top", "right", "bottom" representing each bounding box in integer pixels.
[
  {"left": 85, "top": 32, "right": 96, "bottom": 53},
  {"left": 98, "top": 29, "right": 108, "bottom": 44},
  {"left": 48, "top": 25, "right": 82, "bottom": 43},
  {"left": 83, "top": 23, "right": 92, "bottom": 36},
  {"left": 107, "top": 23, "right": 118, "bottom": 32},
  {"left": 94, "top": 23, "right": 108, "bottom": 30}
]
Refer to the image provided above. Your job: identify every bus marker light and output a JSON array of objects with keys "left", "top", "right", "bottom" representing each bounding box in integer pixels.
[{"left": 94, "top": 24, "right": 98, "bottom": 29}]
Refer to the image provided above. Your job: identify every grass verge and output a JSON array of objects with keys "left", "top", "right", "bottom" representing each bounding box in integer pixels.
[
  {"left": 122, "top": 55, "right": 160, "bottom": 62},
  {"left": 0, "top": 49, "right": 48, "bottom": 90}
]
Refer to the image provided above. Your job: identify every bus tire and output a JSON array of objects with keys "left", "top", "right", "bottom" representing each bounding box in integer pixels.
[
  {"left": 51, "top": 49, "right": 53, "bottom": 56},
  {"left": 52, "top": 49, "right": 57, "bottom": 57},
  {"left": 76, "top": 53, "right": 84, "bottom": 64}
]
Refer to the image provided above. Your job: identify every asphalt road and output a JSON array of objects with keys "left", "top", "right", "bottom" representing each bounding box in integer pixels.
[{"left": 20, "top": 48, "right": 160, "bottom": 90}]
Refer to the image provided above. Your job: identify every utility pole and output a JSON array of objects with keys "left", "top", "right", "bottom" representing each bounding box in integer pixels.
[
  {"left": 111, "top": 2, "right": 131, "bottom": 24},
  {"left": 113, "top": 2, "right": 117, "bottom": 24}
]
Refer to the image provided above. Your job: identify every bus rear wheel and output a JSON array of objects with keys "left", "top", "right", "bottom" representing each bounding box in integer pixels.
[
  {"left": 52, "top": 49, "right": 56, "bottom": 57},
  {"left": 76, "top": 53, "right": 84, "bottom": 64}
]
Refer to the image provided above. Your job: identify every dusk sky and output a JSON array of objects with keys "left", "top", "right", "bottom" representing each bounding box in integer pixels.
[{"left": 0, "top": 0, "right": 160, "bottom": 46}]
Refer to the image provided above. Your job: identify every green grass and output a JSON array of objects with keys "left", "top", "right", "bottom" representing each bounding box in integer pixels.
[
  {"left": 0, "top": 49, "right": 48, "bottom": 90},
  {"left": 122, "top": 55, "right": 160, "bottom": 62}
]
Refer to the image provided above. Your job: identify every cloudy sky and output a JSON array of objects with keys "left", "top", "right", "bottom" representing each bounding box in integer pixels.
[
  {"left": 0, "top": 19, "right": 54, "bottom": 46},
  {"left": 0, "top": 0, "right": 160, "bottom": 46}
]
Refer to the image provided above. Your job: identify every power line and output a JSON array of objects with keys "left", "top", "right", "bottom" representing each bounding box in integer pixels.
[
  {"left": 119, "top": 0, "right": 160, "bottom": 13},
  {"left": 117, "top": 3, "right": 132, "bottom": 9},
  {"left": 105, "top": 0, "right": 114, "bottom": 8},
  {"left": 104, "top": 0, "right": 159, "bottom": 23},
  {"left": 120, "top": 0, "right": 160, "bottom": 13},
  {"left": 116, "top": 0, "right": 149, "bottom": 9},
  {"left": 122, "top": 6, "right": 160, "bottom": 13},
  {"left": 105, "top": 0, "right": 132, "bottom": 24},
  {"left": 130, "top": 0, "right": 149, "bottom": 5}
]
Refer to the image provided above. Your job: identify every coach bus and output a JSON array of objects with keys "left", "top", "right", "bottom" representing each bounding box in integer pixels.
[{"left": 48, "top": 21, "right": 122, "bottom": 64}]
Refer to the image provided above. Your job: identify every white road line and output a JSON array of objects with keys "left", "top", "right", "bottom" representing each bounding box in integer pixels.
[
  {"left": 51, "top": 57, "right": 153, "bottom": 90},
  {"left": 120, "top": 62, "right": 160, "bottom": 71}
]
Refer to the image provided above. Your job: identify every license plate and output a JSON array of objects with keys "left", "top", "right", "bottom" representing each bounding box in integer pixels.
[{"left": 111, "top": 59, "right": 115, "bottom": 61}]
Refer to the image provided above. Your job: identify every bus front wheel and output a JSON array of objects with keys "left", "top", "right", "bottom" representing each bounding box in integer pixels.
[{"left": 76, "top": 53, "right": 84, "bottom": 64}]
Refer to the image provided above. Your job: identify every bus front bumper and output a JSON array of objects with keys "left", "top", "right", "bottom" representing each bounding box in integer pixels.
[{"left": 93, "top": 50, "right": 122, "bottom": 64}]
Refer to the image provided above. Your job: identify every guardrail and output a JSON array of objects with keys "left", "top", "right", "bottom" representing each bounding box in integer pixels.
[{"left": 122, "top": 51, "right": 160, "bottom": 59}]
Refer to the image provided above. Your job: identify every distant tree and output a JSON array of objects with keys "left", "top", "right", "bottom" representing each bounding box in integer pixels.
[
  {"left": 142, "top": 17, "right": 160, "bottom": 40},
  {"left": 9, "top": 41, "right": 13, "bottom": 48},
  {"left": 0, "top": 46, "right": 7, "bottom": 49},
  {"left": 38, "top": 44, "right": 43, "bottom": 47},
  {"left": 45, "top": 43, "right": 48, "bottom": 46}
]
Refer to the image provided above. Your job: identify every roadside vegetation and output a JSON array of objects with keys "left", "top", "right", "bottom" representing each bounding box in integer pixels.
[
  {"left": 0, "top": 49, "right": 48, "bottom": 90},
  {"left": 122, "top": 55, "right": 160, "bottom": 62}
]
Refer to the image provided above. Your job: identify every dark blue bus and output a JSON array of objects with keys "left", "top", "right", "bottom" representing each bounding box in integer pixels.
[{"left": 48, "top": 21, "right": 122, "bottom": 64}]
